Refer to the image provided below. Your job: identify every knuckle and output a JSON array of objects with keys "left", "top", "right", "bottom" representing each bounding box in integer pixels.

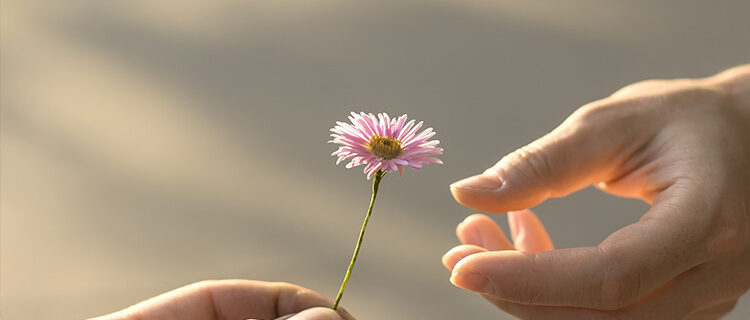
[
  {"left": 504, "top": 144, "right": 554, "bottom": 182},
  {"left": 565, "top": 101, "right": 629, "bottom": 143},
  {"left": 573, "top": 99, "right": 644, "bottom": 134},
  {"left": 274, "top": 281, "right": 295, "bottom": 287},
  {"left": 611, "top": 79, "right": 669, "bottom": 97},
  {"left": 569, "top": 99, "right": 620, "bottom": 127},
  {"left": 193, "top": 279, "right": 219, "bottom": 289}
]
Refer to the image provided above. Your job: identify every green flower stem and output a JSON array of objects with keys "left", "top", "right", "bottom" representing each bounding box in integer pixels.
[{"left": 332, "top": 170, "right": 386, "bottom": 310}]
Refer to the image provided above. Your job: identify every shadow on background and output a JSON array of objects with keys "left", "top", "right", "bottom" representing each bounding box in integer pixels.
[{"left": 2, "top": 1, "right": 749, "bottom": 319}]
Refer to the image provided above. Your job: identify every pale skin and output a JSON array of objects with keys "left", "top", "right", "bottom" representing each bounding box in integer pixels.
[
  {"left": 445, "top": 65, "right": 750, "bottom": 319},
  {"left": 92, "top": 280, "right": 354, "bottom": 320},
  {"left": 98, "top": 65, "right": 749, "bottom": 320}
]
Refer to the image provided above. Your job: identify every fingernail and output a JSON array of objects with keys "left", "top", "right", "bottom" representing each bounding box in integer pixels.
[
  {"left": 450, "top": 174, "right": 503, "bottom": 191},
  {"left": 450, "top": 271, "right": 495, "bottom": 295},
  {"left": 286, "top": 307, "right": 341, "bottom": 320}
]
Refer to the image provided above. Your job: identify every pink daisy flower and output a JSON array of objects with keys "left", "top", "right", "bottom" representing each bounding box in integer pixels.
[{"left": 329, "top": 112, "right": 443, "bottom": 179}]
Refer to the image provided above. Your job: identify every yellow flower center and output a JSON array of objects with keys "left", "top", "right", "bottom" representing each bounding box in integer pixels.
[{"left": 367, "top": 134, "right": 402, "bottom": 160}]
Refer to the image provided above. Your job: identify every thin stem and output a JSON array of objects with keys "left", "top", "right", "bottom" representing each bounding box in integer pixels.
[{"left": 332, "top": 170, "right": 386, "bottom": 310}]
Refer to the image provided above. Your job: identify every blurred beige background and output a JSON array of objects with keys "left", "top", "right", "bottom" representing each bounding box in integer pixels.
[{"left": 2, "top": 1, "right": 749, "bottom": 319}]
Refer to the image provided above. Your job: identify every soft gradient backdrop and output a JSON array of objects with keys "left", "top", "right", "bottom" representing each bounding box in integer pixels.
[{"left": 2, "top": 1, "right": 749, "bottom": 319}]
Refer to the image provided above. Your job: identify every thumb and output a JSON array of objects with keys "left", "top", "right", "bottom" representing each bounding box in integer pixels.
[{"left": 449, "top": 103, "right": 647, "bottom": 213}]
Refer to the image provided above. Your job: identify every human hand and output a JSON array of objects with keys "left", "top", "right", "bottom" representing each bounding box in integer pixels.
[
  {"left": 445, "top": 65, "right": 750, "bottom": 319},
  {"left": 91, "top": 279, "right": 355, "bottom": 320}
]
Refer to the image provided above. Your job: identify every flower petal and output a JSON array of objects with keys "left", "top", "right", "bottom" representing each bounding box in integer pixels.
[{"left": 330, "top": 112, "right": 441, "bottom": 178}]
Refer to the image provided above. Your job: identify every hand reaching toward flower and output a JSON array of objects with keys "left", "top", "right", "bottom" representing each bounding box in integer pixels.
[
  {"left": 90, "top": 280, "right": 355, "bottom": 320},
  {"left": 446, "top": 65, "right": 750, "bottom": 319}
]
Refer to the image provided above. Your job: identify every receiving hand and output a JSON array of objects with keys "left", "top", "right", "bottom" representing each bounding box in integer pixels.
[
  {"left": 445, "top": 65, "right": 750, "bottom": 319},
  {"left": 91, "top": 279, "right": 355, "bottom": 320}
]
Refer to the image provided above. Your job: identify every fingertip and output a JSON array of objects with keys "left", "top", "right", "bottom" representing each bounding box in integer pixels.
[
  {"left": 450, "top": 251, "right": 530, "bottom": 297},
  {"left": 441, "top": 249, "right": 455, "bottom": 270},
  {"left": 451, "top": 175, "right": 546, "bottom": 214},
  {"left": 442, "top": 244, "right": 488, "bottom": 271},
  {"left": 456, "top": 215, "right": 484, "bottom": 246},
  {"left": 450, "top": 175, "right": 506, "bottom": 214},
  {"left": 463, "top": 213, "right": 494, "bottom": 223},
  {"left": 457, "top": 214, "right": 514, "bottom": 251},
  {"left": 449, "top": 254, "right": 498, "bottom": 295},
  {"left": 449, "top": 270, "right": 495, "bottom": 295},
  {"left": 508, "top": 210, "right": 554, "bottom": 253},
  {"left": 452, "top": 250, "right": 528, "bottom": 276}
]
